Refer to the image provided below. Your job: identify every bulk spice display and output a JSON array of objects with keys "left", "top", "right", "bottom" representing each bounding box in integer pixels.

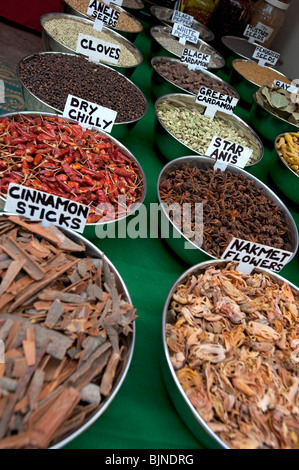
[
  {"left": 255, "top": 85, "right": 299, "bottom": 125},
  {"left": 0, "top": 214, "right": 136, "bottom": 449},
  {"left": 232, "top": 60, "right": 292, "bottom": 87},
  {"left": 276, "top": 133, "right": 299, "bottom": 176},
  {"left": 0, "top": 115, "right": 144, "bottom": 223}
]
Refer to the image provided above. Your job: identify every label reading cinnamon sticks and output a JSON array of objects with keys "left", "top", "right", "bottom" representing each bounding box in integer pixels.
[
  {"left": 196, "top": 86, "right": 239, "bottom": 118},
  {"left": 4, "top": 184, "right": 90, "bottom": 233},
  {"left": 171, "top": 10, "right": 194, "bottom": 28},
  {"left": 87, "top": 0, "right": 120, "bottom": 31},
  {"left": 180, "top": 48, "right": 211, "bottom": 70},
  {"left": 172, "top": 23, "right": 199, "bottom": 45},
  {"left": 206, "top": 136, "right": 252, "bottom": 170},
  {"left": 76, "top": 33, "right": 121, "bottom": 64},
  {"left": 252, "top": 44, "right": 280, "bottom": 67},
  {"left": 221, "top": 237, "right": 293, "bottom": 274}
]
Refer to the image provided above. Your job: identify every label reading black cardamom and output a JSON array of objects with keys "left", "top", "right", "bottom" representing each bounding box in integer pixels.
[
  {"left": 206, "top": 136, "right": 252, "bottom": 170},
  {"left": 196, "top": 86, "right": 239, "bottom": 118},
  {"left": 76, "top": 33, "right": 120, "bottom": 64},
  {"left": 180, "top": 48, "right": 211, "bottom": 69}
]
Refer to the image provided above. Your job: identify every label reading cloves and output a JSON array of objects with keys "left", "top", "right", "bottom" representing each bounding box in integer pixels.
[
  {"left": 206, "top": 136, "right": 252, "bottom": 170},
  {"left": 252, "top": 44, "right": 280, "bottom": 67},
  {"left": 180, "top": 48, "right": 211, "bottom": 70},
  {"left": 196, "top": 86, "right": 239, "bottom": 118},
  {"left": 172, "top": 23, "right": 199, "bottom": 45},
  {"left": 221, "top": 237, "right": 293, "bottom": 274},
  {"left": 63, "top": 94, "right": 117, "bottom": 133},
  {"left": 272, "top": 80, "right": 299, "bottom": 94},
  {"left": 87, "top": 0, "right": 120, "bottom": 31},
  {"left": 243, "top": 23, "right": 273, "bottom": 44},
  {"left": 76, "top": 33, "right": 120, "bottom": 64},
  {"left": 171, "top": 10, "right": 194, "bottom": 28},
  {"left": 4, "top": 184, "right": 89, "bottom": 233}
]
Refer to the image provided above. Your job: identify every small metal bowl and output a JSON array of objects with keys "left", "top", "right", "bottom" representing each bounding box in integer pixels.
[
  {"left": 17, "top": 51, "right": 148, "bottom": 140},
  {"left": 121, "top": 0, "right": 144, "bottom": 11},
  {"left": 149, "top": 5, "right": 214, "bottom": 42},
  {"left": 154, "top": 93, "right": 263, "bottom": 166},
  {"left": 157, "top": 155, "right": 298, "bottom": 266},
  {"left": 161, "top": 258, "right": 299, "bottom": 449},
  {"left": 151, "top": 56, "right": 239, "bottom": 101},
  {"left": 270, "top": 132, "right": 299, "bottom": 205},
  {"left": 249, "top": 92, "right": 299, "bottom": 143},
  {"left": 0, "top": 111, "right": 147, "bottom": 240},
  {"left": 61, "top": 0, "right": 143, "bottom": 42},
  {"left": 40, "top": 12, "right": 143, "bottom": 77},
  {"left": 149, "top": 25, "right": 225, "bottom": 70}
]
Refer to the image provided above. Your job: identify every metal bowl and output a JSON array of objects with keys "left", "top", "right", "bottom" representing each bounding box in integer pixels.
[
  {"left": 40, "top": 12, "right": 143, "bottom": 77},
  {"left": 157, "top": 155, "right": 298, "bottom": 266},
  {"left": 149, "top": 25, "right": 225, "bottom": 70},
  {"left": 151, "top": 55, "right": 239, "bottom": 101},
  {"left": 154, "top": 93, "right": 263, "bottom": 166},
  {"left": 0, "top": 111, "right": 147, "bottom": 240},
  {"left": 249, "top": 92, "right": 299, "bottom": 143},
  {"left": 17, "top": 51, "right": 148, "bottom": 140},
  {"left": 121, "top": 0, "right": 144, "bottom": 10},
  {"left": 270, "top": 132, "right": 299, "bottom": 205},
  {"left": 61, "top": 0, "right": 143, "bottom": 42},
  {"left": 149, "top": 6, "right": 214, "bottom": 42},
  {"left": 161, "top": 258, "right": 299, "bottom": 449}
]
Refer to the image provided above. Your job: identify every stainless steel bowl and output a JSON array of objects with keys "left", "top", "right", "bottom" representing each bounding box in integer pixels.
[
  {"left": 61, "top": 0, "right": 143, "bottom": 42},
  {"left": 154, "top": 93, "right": 263, "bottom": 166},
  {"left": 149, "top": 5, "right": 214, "bottom": 42},
  {"left": 161, "top": 258, "right": 299, "bottom": 449},
  {"left": 151, "top": 56, "right": 239, "bottom": 101},
  {"left": 157, "top": 155, "right": 298, "bottom": 266},
  {"left": 149, "top": 25, "right": 225, "bottom": 70},
  {"left": 121, "top": 0, "right": 144, "bottom": 10},
  {"left": 0, "top": 111, "right": 147, "bottom": 240},
  {"left": 40, "top": 12, "right": 143, "bottom": 77},
  {"left": 17, "top": 51, "right": 148, "bottom": 140}
]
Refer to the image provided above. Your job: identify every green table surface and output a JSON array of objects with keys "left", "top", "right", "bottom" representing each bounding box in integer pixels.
[{"left": 1, "top": 18, "right": 298, "bottom": 450}]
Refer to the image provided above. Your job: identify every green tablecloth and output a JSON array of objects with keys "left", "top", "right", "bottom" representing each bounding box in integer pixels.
[{"left": 1, "top": 18, "right": 298, "bottom": 450}]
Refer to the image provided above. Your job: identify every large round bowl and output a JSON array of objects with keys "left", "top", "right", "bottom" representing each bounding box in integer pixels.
[
  {"left": 40, "top": 12, "right": 143, "bottom": 77},
  {"left": 154, "top": 93, "right": 263, "bottom": 166},
  {"left": 0, "top": 111, "right": 147, "bottom": 240},
  {"left": 0, "top": 212, "right": 136, "bottom": 449},
  {"left": 157, "top": 155, "right": 298, "bottom": 266},
  {"left": 149, "top": 5, "right": 214, "bottom": 42},
  {"left": 149, "top": 25, "right": 225, "bottom": 70},
  {"left": 61, "top": 0, "right": 143, "bottom": 42},
  {"left": 161, "top": 259, "right": 299, "bottom": 449}
]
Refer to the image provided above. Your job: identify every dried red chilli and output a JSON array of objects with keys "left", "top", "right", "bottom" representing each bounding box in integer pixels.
[{"left": 0, "top": 115, "right": 144, "bottom": 223}]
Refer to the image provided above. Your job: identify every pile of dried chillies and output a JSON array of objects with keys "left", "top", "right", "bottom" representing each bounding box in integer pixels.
[{"left": 0, "top": 114, "right": 144, "bottom": 223}]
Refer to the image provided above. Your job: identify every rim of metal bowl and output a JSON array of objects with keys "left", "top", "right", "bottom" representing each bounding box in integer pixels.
[
  {"left": 253, "top": 91, "right": 299, "bottom": 131},
  {"left": 161, "top": 258, "right": 299, "bottom": 449},
  {"left": 221, "top": 35, "right": 283, "bottom": 67},
  {"left": 122, "top": 0, "right": 144, "bottom": 10},
  {"left": 0, "top": 111, "right": 147, "bottom": 227},
  {"left": 149, "top": 25, "right": 225, "bottom": 69},
  {"left": 154, "top": 92, "right": 263, "bottom": 167},
  {"left": 231, "top": 58, "right": 291, "bottom": 88},
  {"left": 156, "top": 154, "right": 298, "bottom": 260},
  {"left": 151, "top": 55, "right": 239, "bottom": 100},
  {"left": 274, "top": 132, "right": 299, "bottom": 179},
  {"left": 40, "top": 12, "right": 143, "bottom": 69},
  {"left": 17, "top": 51, "right": 148, "bottom": 126}
]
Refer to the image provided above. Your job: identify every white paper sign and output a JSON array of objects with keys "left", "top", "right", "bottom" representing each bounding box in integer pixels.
[
  {"left": 76, "top": 33, "right": 120, "bottom": 64},
  {"left": 273, "top": 79, "right": 299, "bottom": 94},
  {"left": 171, "top": 10, "right": 194, "bottom": 28},
  {"left": 243, "top": 22, "right": 273, "bottom": 44},
  {"left": 4, "top": 184, "right": 89, "bottom": 233},
  {"left": 0, "top": 79, "right": 4, "bottom": 103},
  {"left": 180, "top": 47, "right": 211, "bottom": 69},
  {"left": 87, "top": 0, "right": 120, "bottom": 30},
  {"left": 206, "top": 136, "right": 252, "bottom": 170},
  {"left": 63, "top": 94, "right": 117, "bottom": 133},
  {"left": 252, "top": 44, "right": 280, "bottom": 67},
  {"left": 221, "top": 237, "right": 293, "bottom": 274},
  {"left": 172, "top": 23, "right": 199, "bottom": 45},
  {"left": 196, "top": 86, "right": 239, "bottom": 118}
]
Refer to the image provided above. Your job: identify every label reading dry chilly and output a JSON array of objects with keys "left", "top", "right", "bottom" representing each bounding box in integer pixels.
[
  {"left": 206, "top": 136, "right": 253, "bottom": 170},
  {"left": 171, "top": 10, "right": 194, "bottom": 28},
  {"left": 87, "top": 0, "right": 120, "bottom": 31},
  {"left": 180, "top": 48, "right": 211, "bottom": 69},
  {"left": 273, "top": 79, "right": 299, "bottom": 94},
  {"left": 172, "top": 23, "right": 199, "bottom": 45},
  {"left": 63, "top": 94, "right": 117, "bottom": 133},
  {"left": 243, "top": 23, "right": 272, "bottom": 44},
  {"left": 4, "top": 184, "right": 89, "bottom": 233},
  {"left": 252, "top": 44, "right": 280, "bottom": 67},
  {"left": 76, "top": 33, "right": 120, "bottom": 64},
  {"left": 196, "top": 86, "right": 239, "bottom": 119},
  {"left": 221, "top": 237, "right": 293, "bottom": 274}
]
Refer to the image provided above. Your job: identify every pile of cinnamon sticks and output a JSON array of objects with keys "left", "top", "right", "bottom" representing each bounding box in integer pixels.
[{"left": 0, "top": 215, "right": 136, "bottom": 449}]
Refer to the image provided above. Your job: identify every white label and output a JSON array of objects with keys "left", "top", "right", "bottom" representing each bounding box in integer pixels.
[
  {"left": 76, "top": 33, "right": 120, "bottom": 64},
  {"left": 171, "top": 23, "right": 199, "bottom": 45},
  {"left": 252, "top": 44, "right": 280, "bottom": 67},
  {"left": 4, "top": 184, "right": 89, "bottom": 233},
  {"left": 180, "top": 47, "right": 211, "bottom": 69},
  {"left": 206, "top": 136, "right": 252, "bottom": 170},
  {"left": 196, "top": 86, "right": 239, "bottom": 119},
  {"left": 0, "top": 80, "right": 4, "bottom": 103},
  {"left": 221, "top": 237, "right": 293, "bottom": 274},
  {"left": 171, "top": 10, "right": 194, "bottom": 28},
  {"left": 87, "top": 0, "right": 120, "bottom": 30},
  {"left": 244, "top": 22, "right": 273, "bottom": 44},
  {"left": 63, "top": 94, "right": 117, "bottom": 133},
  {"left": 111, "top": 0, "right": 123, "bottom": 5},
  {"left": 273, "top": 79, "right": 299, "bottom": 94}
]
